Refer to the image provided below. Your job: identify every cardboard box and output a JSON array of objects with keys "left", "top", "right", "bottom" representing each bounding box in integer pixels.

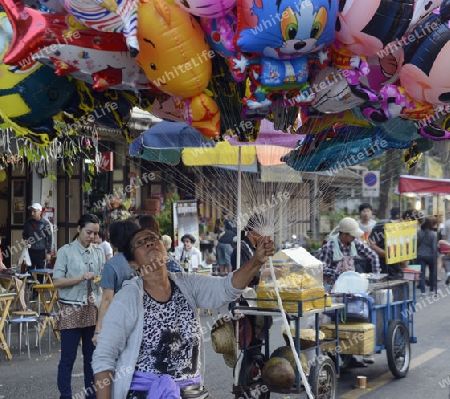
[
  {"left": 402, "top": 270, "right": 421, "bottom": 281},
  {"left": 320, "top": 322, "right": 375, "bottom": 355}
]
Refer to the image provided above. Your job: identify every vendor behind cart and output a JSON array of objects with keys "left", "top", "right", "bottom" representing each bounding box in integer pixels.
[
  {"left": 319, "top": 217, "right": 380, "bottom": 287},
  {"left": 319, "top": 217, "right": 380, "bottom": 367}
]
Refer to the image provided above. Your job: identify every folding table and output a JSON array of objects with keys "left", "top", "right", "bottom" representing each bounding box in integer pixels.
[{"left": 0, "top": 293, "right": 16, "bottom": 360}]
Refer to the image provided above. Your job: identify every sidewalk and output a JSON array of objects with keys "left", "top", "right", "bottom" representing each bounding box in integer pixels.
[{"left": 0, "top": 328, "right": 85, "bottom": 399}]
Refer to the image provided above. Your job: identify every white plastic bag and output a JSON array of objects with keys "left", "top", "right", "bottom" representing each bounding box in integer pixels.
[
  {"left": 17, "top": 247, "right": 32, "bottom": 269},
  {"left": 332, "top": 271, "right": 368, "bottom": 294}
]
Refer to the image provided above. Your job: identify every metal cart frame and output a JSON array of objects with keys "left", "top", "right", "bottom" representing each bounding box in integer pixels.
[
  {"left": 330, "top": 279, "right": 417, "bottom": 378},
  {"left": 234, "top": 299, "right": 345, "bottom": 398}
]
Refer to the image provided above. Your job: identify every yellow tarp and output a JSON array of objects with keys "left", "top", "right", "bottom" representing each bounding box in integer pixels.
[
  {"left": 182, "top": 140, "right": 292, "bottom": 167},
  {"left": 182, "top": 141, "right": 256, "bottom": 166}
]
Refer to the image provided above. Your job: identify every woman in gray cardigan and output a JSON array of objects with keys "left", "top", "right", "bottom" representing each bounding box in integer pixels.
[{"left": 92, "top": 228, "right": 274, "bottom": 399}]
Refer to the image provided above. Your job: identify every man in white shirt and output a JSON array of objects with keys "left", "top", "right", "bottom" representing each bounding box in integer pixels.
[{"left": 358, "top": 203, "right": 376, "bottom": 242}]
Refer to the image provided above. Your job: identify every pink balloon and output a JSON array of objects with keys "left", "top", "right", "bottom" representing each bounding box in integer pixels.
[{"left": 174, "top": 0, "right": 236, "bottom": 18}]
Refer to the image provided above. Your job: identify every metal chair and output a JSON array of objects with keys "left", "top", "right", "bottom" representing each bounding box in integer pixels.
[{"left": 7, "top": 313, "right": 41, "bottom": 358}]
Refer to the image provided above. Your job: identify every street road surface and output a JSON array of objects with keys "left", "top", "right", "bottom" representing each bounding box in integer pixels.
[{"left": 1, "top": 280, "right": 450, "bottom": 398}]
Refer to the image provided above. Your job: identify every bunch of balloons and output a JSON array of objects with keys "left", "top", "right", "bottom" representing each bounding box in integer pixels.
[{"left": 2, "top": 0, "right": 450, "bottom": 170}]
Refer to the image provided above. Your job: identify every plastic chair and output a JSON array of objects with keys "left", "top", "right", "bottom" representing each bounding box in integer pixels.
[{"left": 7, "top": 314, "right": 41, "bottom": 358}]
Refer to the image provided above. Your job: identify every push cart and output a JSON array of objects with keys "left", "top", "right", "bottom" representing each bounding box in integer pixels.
[
  {"left": 231, "top": 298, "right": 345, "bottom": 399},
  {"left": 321, "top": 278, "right": 418, "bottom": 378}
]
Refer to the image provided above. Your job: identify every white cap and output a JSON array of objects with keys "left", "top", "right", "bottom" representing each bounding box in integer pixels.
[
  {"left": 28, "top": 203, "right": 42, "bottom": 211},
  {"left": 338, "top": 217, "right": 363, "bottom": 238}
]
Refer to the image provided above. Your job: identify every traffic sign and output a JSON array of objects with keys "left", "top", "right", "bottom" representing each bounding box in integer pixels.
[{"left": 362, "top": 171, "right": 380, "bottom": 197}]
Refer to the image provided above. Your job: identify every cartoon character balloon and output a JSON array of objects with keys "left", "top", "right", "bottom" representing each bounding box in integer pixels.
[
  {"left": 236, "top": 0, "right": 337, "bottom": 59},
  {"left": 136, "top": 0, "right": 219, "bottom": 138},
  {"left": 0, "top": 0, "right": 157, "bottom": 91},
  {"left": 228, "top": 0, "right": 338, "bottom": 118},
  {"left": 0, "top": 12, "right": 76, "bottom": 145},
  {"left": 200, "top": 8, "right": 238, "bottom": 58},
  {"left": 61, "top": 0, "right": 140, "bottom": 56},
  {"left": 335, "top": 0, "right": 416, "bottom": 57},
  {"left": 175, "top": 0, "right": 236, "bottom": 18},
  {"left": 399, "top": 0, "right": 450, "bottom": 106}
]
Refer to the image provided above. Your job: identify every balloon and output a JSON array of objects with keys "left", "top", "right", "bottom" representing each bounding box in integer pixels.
[
  {"left": 283, "top": 117, "right": 432, "bottom": 172},
  {"left": 24, "top": 0, "right": 67, "bottom": 13},
  {"left": 309, "top": 66, "right": 366, "bottom": 114},
  {"left": 0, "top": 0, "right": 157, "bottom": 91},
  {"left": 136, "top": 0, "right": 213, "bottom": 98},
  {"left": 200, "top": 9, "right": 238, "bottom": 58},
  {"left": 335, "top": 0, "right": 416, "bottom": 57},
  {"left": 408, "top": 0, "right": 444, "bottom": 31},
  {"left": 282, "top": 127, "right": 386, "bottom": 171},
  {"left": 174, "top": 93, "right": 220, "bottom": 138},
  {"left": 61, "top": 0, "right": 140, "bottom": 56},
  {"left": 175, "top": 0, "right": 236, "bottom": 18},
  {"left": 359, "top": 51, "right": 402, "bottom": 92},
  {"left": 0, "top": 13, "right": 77, "bottom": 145},
  {"left": 136, "top": 0, "right": 220, "bottom": 138},
  {"left": 235, "top": 0, "right": 337, "bottom": 59},
  {"left": 0, "top": 169, "right": 5, "bottom": 182},
  {"left": 148, "top": 95, "right": 184, "bottom": 122},
  {"left": 228, "top": 0, "right": 338, "bottom": 119},
  {"left": 399, "top": 0, "right": 450, "bottom": 105}
]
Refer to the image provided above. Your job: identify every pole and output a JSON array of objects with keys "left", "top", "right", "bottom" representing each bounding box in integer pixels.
[
  {"left": 234, "top": 146, "right": 242, "bottom": 388},
  {"left": 236, "top": 146, "right": 242, "bottom": 270}
]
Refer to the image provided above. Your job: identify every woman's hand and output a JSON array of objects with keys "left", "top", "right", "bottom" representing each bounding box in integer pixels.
[
  {"left": 254, "top": 237, "right": 275, "bottom": 265},
  {"left": 231, "top": 237, "right": 275, "bottom": 290},
  {"left": 82, "top": 272, "right": 95, "bottom": 281}
]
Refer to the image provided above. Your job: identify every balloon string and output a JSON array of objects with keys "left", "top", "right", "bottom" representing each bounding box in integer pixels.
[{"left": 268, "top": 256, "right": 315, "bottom": 399}]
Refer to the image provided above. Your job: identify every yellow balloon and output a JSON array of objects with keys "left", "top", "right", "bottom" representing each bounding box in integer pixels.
[
  {"left": 0, "top": 169, "right": 6, "bottom": 182},
  {"left": 136, "top": 0, "right": 212, "bottom": 98}
]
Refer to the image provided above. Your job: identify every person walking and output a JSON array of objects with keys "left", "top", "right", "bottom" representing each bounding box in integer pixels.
[
  {"left": 92, "top": 220, "right": 140, "bottom": 346},
  {"left": 22, "top": 203, "right": 53, "bottom": 275},
  {"left": 356, "top": 203, "right": 377, "bottom": 273},
  {"left": 96, "top": 226, "right": 113, "bottom": 261},
  {"left": 417, "top": 217, "right": 437, "bottom": 296},
  {"left": 357, "top": 203, "right": 376, "bottom": 242},
  {"left": 53, "top": 214, "right": 105, "bottom": 399},
  {"left": 216, "top": 224, "right": 236, "bottom": 276}
]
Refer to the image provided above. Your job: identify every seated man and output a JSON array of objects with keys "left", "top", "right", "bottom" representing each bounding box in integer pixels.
[
  {"left": 320, "top": 217, "right": 380, "bottom": 367},
  {"left": 320, "top": 217, "right": 380, "bottom": 287}
]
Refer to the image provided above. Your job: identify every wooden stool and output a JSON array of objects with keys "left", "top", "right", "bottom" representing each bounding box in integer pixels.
[{"left": 33, "top": 284, "right": 60, "bottom": 342}]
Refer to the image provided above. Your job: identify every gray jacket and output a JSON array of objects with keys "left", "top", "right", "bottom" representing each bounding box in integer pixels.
[
  {"left": 22, "top": 217, "right": 53, "bottom": 253},
  {"left": 92, "top": 272, "right": 243, "bottom": 399},
  {"left": 53, "top": 239, "right": 105, "bottom": 306}
]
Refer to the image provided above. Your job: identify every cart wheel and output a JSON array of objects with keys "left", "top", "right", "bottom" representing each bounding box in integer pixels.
[
  {"left": 308, "top": 355, "right": 336, "bottom": 399},
  {"left": 386, "top": 320, "right": 411, "bottom": 378}
]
